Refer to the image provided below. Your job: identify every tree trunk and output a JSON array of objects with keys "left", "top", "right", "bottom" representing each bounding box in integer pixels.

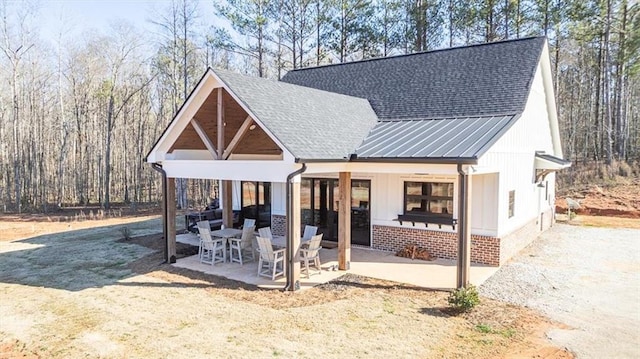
[
  {"left": 11, "top": 63, "right": 21, "bottom": 213},
  {"left": 104, "top": 94, "right": 114, "bottom": 210},
  {"left": 603, "top": 0, "right": 613, "bottom": 165},
  {"left": 614, "top": 0, "right": 629, "bottom": 159}
]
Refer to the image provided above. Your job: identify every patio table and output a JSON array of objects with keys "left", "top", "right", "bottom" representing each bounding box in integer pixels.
[
  {"left": 210, "top": 228, "right": 243, "bottom": 261},
  {"left": 270, "top": 235, "right": 310, "bottom": 249}
]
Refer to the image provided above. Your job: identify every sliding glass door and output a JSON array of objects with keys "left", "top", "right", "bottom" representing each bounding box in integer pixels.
[
  {"left": 301, "top": 178, "right": 370, "bottom": 246},
  {"left": 241, "top": 181, "right": 271, "bottom": 228}
]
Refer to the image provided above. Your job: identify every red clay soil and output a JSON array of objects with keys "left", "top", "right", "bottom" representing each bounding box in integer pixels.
[{"left": 556, "top": 181, "right": 640, "bottom": 218}]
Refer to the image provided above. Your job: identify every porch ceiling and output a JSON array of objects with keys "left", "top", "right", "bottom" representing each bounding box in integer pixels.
[{"left": 169, "top": 89, "right": 282, "bottom": 156}]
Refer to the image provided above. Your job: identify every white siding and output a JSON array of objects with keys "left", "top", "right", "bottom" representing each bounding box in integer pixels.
[
  {"left": 372, "top": 172, "right": 464, "bottom": 234},
  {"left": 231, "top": 181, "right": 241, "bottom": 210},
  {"left": 478, "top": 63, "right": 556, "bottom": 237},
  {"left": 263, "top": 170, "right": 500, "bottom": 237},
  {"left": 271, "top": 182, "right": 287, "bottom": 216},
  {"left": 471, "top": 173, "right": 499, "bottom": 236}
]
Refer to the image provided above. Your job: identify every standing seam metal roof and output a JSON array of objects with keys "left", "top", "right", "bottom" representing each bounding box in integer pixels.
[{"left": 355, "top": 115, "right": 518, "bottom": 159}]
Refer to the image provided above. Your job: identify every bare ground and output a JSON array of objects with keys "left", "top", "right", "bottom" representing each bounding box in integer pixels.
[
  {"left": 0, "top": 215, "right": 571, "bottom": 358},
  {"left": 556, "top": 180, "right": 640, "bottom": 219}
]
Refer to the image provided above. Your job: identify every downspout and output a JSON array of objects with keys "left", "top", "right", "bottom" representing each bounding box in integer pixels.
[
  {"left": 151, "top": 163, "right": 169, "bottom": 263},
  {"left": 456, "top": 163, "right": 471, "bottom": 288},
  {"left": 284, "top": 162, "right": 307, "bottom": 291}
]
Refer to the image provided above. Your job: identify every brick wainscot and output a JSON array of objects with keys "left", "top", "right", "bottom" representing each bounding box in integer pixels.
[{"left": 371, "top": 209, "right": 554, "bottom": 267}]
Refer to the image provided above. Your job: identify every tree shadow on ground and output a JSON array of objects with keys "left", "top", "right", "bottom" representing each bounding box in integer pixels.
[
  {"left": 0, "top": 220, "right": 452, "bottom": 314},
  {"left": 0, "top": 219, "right": 164, "bottom": 292}
]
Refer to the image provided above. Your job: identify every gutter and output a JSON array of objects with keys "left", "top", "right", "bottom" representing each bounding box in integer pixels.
[
  {"left": 151, "top": 163, "right": 169, "bottom": 263},
  {"left": 456, "top": 163, "right": 470, "bottom": 288},
  {"left": 284, "top": 162, "right": 307, "bottom": 291}
]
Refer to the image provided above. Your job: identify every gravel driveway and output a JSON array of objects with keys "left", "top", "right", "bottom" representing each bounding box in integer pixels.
[{"left": 479, "top": 223, "right": 640, "bottom": 358}]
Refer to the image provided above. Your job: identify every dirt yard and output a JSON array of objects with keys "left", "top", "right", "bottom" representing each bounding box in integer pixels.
[
  {"left": 0, "top": 215, "right": 572, "bottom": 358},
  {"left": 556, "top": 180, "right": 640, "bottom": 220}
]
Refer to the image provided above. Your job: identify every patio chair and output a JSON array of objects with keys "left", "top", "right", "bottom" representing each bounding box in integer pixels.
[
  {"left": 197, "top": 221, "right": 226, "bottom": 265},
  {"left": 302, "top": 225, "right": 318, "bottom": 240},
  {"left": 300, "top": 233, "right": 323, "bottom": 278},
  {"left": 256, "top": 236, "right": 285, "bottom": 280},
  {"left": 229, "top": 225, "right": 256, "bottom": 265},
  {"left": 258, "top": 226, "right": 273, "bottom": 240},
  {"left": 300, "top": 225, "right": 318, "bottom": 250},
  {"left": 242, "top": 218, "right": 256, "bottom": 229}
]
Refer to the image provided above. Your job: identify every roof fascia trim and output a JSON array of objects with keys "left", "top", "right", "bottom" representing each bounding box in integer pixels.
[
  {"left": 146, "top": 69, "right": 212, "bottom": 163},
  {"left": 539, "top": 41, "right": 564, "bottom": 158}
]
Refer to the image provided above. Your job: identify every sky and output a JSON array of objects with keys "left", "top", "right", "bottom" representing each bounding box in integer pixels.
[{"left": 37, "top": 0, "right": 216, "bottom": 43}]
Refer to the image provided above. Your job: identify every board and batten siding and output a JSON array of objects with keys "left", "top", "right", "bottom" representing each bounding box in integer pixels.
[
  {"left": 478, "top": 62, "right": 556, "bottom": 237},
  {"left": 366, "top": 172, "right": 496, "bottom": 237},
  {"left": 236, "top": 170, "right": 500, "bottom": 237},
  {"left": 470, "top": 173, "right": 499, "bottom": 236}
]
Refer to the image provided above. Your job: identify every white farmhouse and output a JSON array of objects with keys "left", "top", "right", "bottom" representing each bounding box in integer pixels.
[{"left": 146, "top": 37, "right": 570, "bottom": 290}]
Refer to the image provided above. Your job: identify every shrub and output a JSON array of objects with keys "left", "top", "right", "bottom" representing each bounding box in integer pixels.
[
  {"left": 119, "top": 226, "right": 132, "bottom": 240},
  {"left": 617, "top": 161, "right": 632, "bottom": 177},
  {"left": 448, "top": 285, "right": 480, "bottom": 312}
]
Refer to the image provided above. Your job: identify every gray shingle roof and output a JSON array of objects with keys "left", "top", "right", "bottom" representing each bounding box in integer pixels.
[
  {"left": 282, "top": 37, "right": 545, "bottom": 120},
  {"left": 355, "top": 115, "right": 517, "bottom": 161},
  {"left": 214, "top": 69, "right": 378, "bottom": 160}
]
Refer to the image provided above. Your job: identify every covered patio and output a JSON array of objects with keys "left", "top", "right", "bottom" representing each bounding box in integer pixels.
[{"left": 175, "top": 233, "right": 497, "bottom": 290}]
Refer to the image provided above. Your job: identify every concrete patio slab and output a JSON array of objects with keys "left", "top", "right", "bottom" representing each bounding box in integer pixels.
[
  {"left": 338, "top": 247, "right": 498, "bottom": 290},
  {"left": 174, "top": 249, "right": 344, "bottom": 290},
  {"left": 174, "top": 234, "right": 498, "bottom": 290},
  {"left": 177, "top": 232, "right": 200, "bottom": 246}
]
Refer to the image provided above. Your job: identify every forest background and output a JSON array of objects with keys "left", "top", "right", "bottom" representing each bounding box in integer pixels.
[{"left": 0, "top": 0, "right": 638, "bottom": 213}]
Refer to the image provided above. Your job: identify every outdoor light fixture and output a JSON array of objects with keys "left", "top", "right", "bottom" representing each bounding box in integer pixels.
[{"left": 249, "top": 124, "right": 256, "bottom": 130}]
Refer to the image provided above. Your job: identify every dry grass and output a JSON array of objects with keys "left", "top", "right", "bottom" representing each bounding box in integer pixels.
[{"left": 0, "top": 216, "right": 571, "bottom": 358}]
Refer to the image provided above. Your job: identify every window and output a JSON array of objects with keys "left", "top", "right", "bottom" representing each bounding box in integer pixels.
[
  {"left": 404, "top": 182, "right": 453, "bottom": 216},
  {"left": 508, "top": 190, "right": 515, "bottom": 218}
]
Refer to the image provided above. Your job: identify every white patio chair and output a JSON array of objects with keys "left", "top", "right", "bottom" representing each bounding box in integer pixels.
[
  {"left": 229, "top": 225, "right": 256, "bottom": 265},
  {"left": 258, "top": 226, "right": 273, "bottom": 240},
  {"left": 242, "top": 218, "right": 256, "bottom": 229},
  {"left": 256, "top": 236, "right": 285, "bottom": 280},
  {"left": 300, "top": 233, "right": 323, "bottom": 278},
  {"left": 197, "top": 220, "right": 226, "bottom": 265},
  {"left": 302, "top": 225, "right": 318, "bottom": 241}
]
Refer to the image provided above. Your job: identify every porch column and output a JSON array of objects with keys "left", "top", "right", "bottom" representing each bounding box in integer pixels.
[
  {"left": 221, "top": 180, "right": 233, "bottom": 228},
  {"left": 456, "top": 164, "right": 471, "bottom": 288},
  {"left": 285, "top": 175, "right": 302, "bottom": 291},
  {"left": 166, "top": 177, "right": 177, "bottom": 263},
  {"left": 338, "top": 172, "right": 351, "bottom": 270}
]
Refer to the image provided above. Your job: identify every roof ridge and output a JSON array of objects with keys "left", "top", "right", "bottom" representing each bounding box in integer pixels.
[
  {"left": 213, "top": 67, "right": 371, "bottom": 103},
  {"left": 287, "top": 36, "right": 546, "bottom": 73}
]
